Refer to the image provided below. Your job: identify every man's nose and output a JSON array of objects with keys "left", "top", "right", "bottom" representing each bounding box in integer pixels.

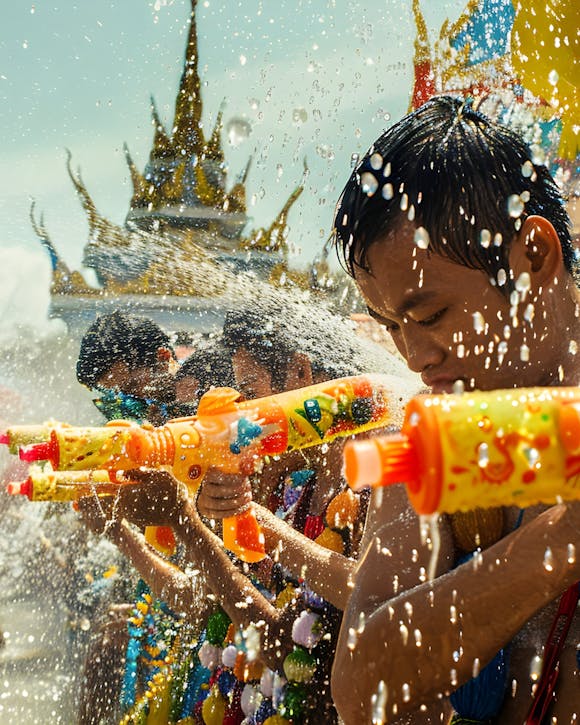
[{"left": 399, "top": 325, "right": 445, "bottom": 374}]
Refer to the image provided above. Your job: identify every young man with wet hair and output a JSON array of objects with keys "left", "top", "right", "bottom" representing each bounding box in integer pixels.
[
  {"left": 76, "top": 310, "right": 197, "bottom": 424},
  {"left": 331, "top": 95, "right": 580, "bottom": 722}
]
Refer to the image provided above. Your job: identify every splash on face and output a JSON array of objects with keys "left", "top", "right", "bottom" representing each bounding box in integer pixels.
[{"left": 354, "top": 219, "right": 565, "bottom": 393}]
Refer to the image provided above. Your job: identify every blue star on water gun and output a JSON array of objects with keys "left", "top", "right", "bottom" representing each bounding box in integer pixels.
[{"left": 230, "top": 417, "right": 263, "bottom": 454}]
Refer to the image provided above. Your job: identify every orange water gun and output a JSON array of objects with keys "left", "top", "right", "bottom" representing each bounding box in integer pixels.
[
  {"left": 2, "top": 375, "right": 398, "bottom": 561},
  {"left": 344, "top": 387, "right": 580, "bottom": 514}
]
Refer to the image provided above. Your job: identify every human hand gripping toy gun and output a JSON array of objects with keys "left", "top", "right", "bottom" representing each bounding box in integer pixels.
[
  {"left": 344, "top": 387, "right": 580, "bottom": 514},
  {"left": 2, "top": 375, "right": 398, "bottom": 563}
]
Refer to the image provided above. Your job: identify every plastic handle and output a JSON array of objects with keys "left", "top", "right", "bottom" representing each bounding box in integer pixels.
[{"left": 222, "top": 507, "right": 266, "bottom": 563}]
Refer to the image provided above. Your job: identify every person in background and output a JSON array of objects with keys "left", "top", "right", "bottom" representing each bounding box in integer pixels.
[
  {"left": 76, "top": 310, "right": 195, "bottom": 425},
  {"left": 78, "top": 304, "right": 418, "bottom": 723}
]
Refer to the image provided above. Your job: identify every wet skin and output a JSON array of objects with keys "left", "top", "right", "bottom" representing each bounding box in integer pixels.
[{"left": 354, "top": 217, "right": 577, "bottom": 393}]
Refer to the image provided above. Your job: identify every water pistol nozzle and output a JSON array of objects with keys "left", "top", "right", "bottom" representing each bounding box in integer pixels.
[
  {"left": 19, "top": 439, "right": 57, "bottom": 464},
  {"left": 344, "top": 433, "right": 419, "bottom": 492},
  {"left": 6, "top": 479, "right": 32, "bottom": 499}
]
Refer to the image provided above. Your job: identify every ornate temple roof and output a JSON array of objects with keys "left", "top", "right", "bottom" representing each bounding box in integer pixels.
[{"left": 33, "top": 0, "right": 310, "bottom": 305}]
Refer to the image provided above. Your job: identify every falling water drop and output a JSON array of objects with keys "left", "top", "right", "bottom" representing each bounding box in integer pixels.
[
  {"left": 530, "top": 654, "right": 543, "bottom": 681},
  {"left": 507, "top": 194, "right": 525, "bottom": 218},
  {"left": 371, "top": 680, "right": 387, "bottom": 724},
  {"left": 361, "top": 172, "right": 379, "bottom": 196},
  {"left": 567, "top": 543, "right": 576, "bottom": 564},
  {"left": 543, "top": 547, "right": 554, "bottom": 572},
  {"left": 477, "top": 442, "right": 489, "bottom": 468},
  {"left": 473, "top": 311, "right": 485, "bottom": 334},
  {"left": 413, "top": 226, "right": 430, "bottom": 249}
]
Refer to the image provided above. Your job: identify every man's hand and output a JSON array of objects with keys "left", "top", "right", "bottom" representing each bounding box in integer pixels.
[
  {"left": 197, "top": 467, "right": 253, "bottom": 519},
  {"left": 77, "top": 469, "right": 191, "bottom": 531}
]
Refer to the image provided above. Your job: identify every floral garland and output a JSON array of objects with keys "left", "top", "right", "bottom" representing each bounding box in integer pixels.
[
  {"left": 191, "top": 470, "right": 364, "bottom": 725},
  {"left": 117, "top": 471, "right": 364, "bottom": 724}
]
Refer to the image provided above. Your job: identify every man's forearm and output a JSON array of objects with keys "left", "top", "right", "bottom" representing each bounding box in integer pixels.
[{"left": 255, "top": 504, "right": 356, "bottom": 609}]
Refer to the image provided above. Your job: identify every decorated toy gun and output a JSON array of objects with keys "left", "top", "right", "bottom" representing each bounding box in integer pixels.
[
  {"left": 344, "top": 386, "right": 580, "bottom": 514},
  {"left": 2, "top": 375, "right": 398, "bottom": 562}
]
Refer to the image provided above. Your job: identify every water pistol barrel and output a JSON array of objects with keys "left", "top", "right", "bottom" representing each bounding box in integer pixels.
[
  {"left": 344, "top": 387, "right": 580, "bottom": 515},
  {"left": 0, "top": 424, "right": 55, "bottom": 455},
  {"left": 7, "top": 468, "right": 120, "bottom": 502}
]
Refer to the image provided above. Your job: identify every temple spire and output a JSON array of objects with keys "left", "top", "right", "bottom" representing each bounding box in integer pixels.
[
  {"left": 172, "top": 0, "right": 205, "bottom": 156},
  {"left": 150, "top": 96, "right": 174, "bottom": 159},
  {"left": 409, "top": 0, "right": 435, "bottom": 111},
  {"left": 124, "top": 143, "right": 148, "bottom": 207}
]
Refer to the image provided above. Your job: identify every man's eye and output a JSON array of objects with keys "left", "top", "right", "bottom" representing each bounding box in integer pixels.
[{"left": 419, "top": 308, "right": 447, "bottom": 326}]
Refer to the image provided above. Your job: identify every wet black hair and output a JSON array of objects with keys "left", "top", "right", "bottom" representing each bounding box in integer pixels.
[
  {"left": 222, "top": 309, "right": 293, "bottom": 392},
  {"left": 333, "top": 95, "right": 574, "bottom": 293},
  {"left": 76, "top": 310, "right": 175, "bottom": 389},
  {"left": 176, "top": 342, "right": 236, "bottom": 393}
]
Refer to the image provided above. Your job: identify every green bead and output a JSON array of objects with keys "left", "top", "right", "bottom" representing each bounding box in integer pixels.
[
  {"left": 280, "top": 682, "right": 308, "bottom": 719},
  {"left": 206, "top": 608, "right": 231, "bottom": 646}
]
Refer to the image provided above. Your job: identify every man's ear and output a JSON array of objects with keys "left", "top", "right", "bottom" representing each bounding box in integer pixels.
[
  {"left": 285, "top": 352, "right": 313, "bottom": 390},
  {"left": 508, "top": 215, "right": 563, "bottom": 285}
]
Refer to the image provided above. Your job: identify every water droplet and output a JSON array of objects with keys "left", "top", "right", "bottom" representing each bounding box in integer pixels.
[
  {"left": 361, "top": 172, "right": 379, "bottom": 196},
  {"left": 357, "top": 611, "right": 366, "bottom": 634},
  {"left": 413, "top": 226, "right": 430, "bottom": 249},
  {"left": 497, "top": 268, "right": 507, "bottom": 286},
  {"left": 567, "top": 543, "right": 576, "bottom": 564},
  {"left": 402, "top": 683, "right": 411, "bottom": 702},
  {"left": 480, "top": 229, "right": 492, "bottom": 248},
  {"left": 452, "top": 379, "right": 465, "bottom": 395},
  {"left": 370, "top": 152, "right": 383, "bottom": 170},
  {"left": 456, "top": 344, "right": 465, "bottom": 359},
  {"left": 383, "top": 162, "right": 391, "bottom": 178},
  {"left": 569, "top": 340, "right": 578, "bottom": 355},
  {"left": 520, "top": 344, "right": 530, "bottom": 362},
  {"left": 515, "top": 272, "right": 531, "bottom": 295},
  {"left": 477, "top": 442, "right": 489, "bottom": 468},
  {"left": 548, "top": 69, "right": 559, "bottom": 86},
  {"left": 497, "top": 340, "right": 508, "bottom": 365},
  {"left": 508, "top": 194, "right": 525, "bottom": 218},
  {"left": 381, "top": 183, "right": 393, "bottom": 200},
  {"left": 404, "top": 602, "right": 413, "bottom": 620},
  {"left": 400, "top": 193, "right": 409, "bottom": 211},
  {"left": 472, "top": 311, "right": 485, "bottom": 334},
  {"left": 399, "top": 622, "right": 409, "bottom": 645},
  {"left": 530, "top": 654, "right": 543, "bottom": 681},
  {"left": 292, "top": 107, "right": 308, "bottom": 125},
  {"left": 371, "top": 680, "right": 387, "bottom": 724},
  {"left": 543, "top": 546, "right": 554, "bottom": 572},
  {"left": 472, "top": 658, "right": 481, "bottom": 677},
  {"left": 449, "top": 605, "right": 458, "bottom": 624},
  {"left": 226, "top": 117, "right": 252, "bottom": 147},
  {"left": 521, "top": 160, "right": 534, "bottom": 178},
  {"left": 347, "top": 627, "right": 358, "bottom": 650},
  {"left": 524, "top": 303, "right": 535, "bottom": 323},
  {"left": 414, "top": 629, "right": 422, "bottom": 647}
]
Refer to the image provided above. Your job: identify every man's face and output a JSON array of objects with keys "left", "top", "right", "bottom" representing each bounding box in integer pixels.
[
  {"left": 97, "top": 359, "right": 177, "bottom": 401},
  {"left": 232, "top": 347, "right": 275, "bottom": 399},
  {"left": 354, "top": 219, "right": 562, "bottom": 393}
]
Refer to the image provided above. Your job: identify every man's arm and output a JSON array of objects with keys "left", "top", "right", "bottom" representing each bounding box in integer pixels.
[
  {"left": 332, "top": 496, "right": 580, "bottom": 724},
  {"left": 255, "top": 503, "right": 356, "bottom": 609}
]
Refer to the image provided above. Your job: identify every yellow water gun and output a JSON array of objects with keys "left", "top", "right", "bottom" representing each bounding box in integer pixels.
[
  {"left": 2, "top": 375, "right": 398, "bottom": 561},
  {"left": 344, "top": 387, "right": 580, "bottom": 514}
]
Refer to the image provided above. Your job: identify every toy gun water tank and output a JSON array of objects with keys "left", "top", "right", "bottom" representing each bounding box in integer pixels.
[{"left": 344, "top": 386, "right": 580, "bottom": 513}]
